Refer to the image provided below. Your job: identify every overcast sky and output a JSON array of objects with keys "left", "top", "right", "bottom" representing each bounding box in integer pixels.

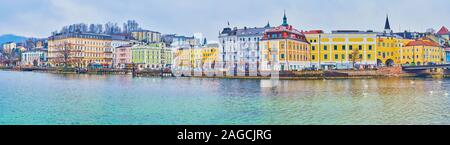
[{"left": 0, "top": 0, "right": 449, "bottom": 41}]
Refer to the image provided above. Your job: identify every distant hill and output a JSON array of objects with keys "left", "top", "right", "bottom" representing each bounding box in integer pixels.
[{"left": 0, "top": 34, "right": 28, "bottom": 45}]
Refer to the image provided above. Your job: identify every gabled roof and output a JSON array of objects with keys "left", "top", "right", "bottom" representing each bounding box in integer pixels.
[{"left": 437, "top": 26, "right": 449, "bottom": 35}]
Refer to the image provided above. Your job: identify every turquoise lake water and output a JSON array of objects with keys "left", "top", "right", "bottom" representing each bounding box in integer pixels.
[{"left": 1, "top": 71, "right": 450, "bottom": 125}]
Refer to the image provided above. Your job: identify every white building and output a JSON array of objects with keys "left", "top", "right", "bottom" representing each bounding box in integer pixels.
[
  {"left": 21, "top": 50, "right": 48, "bottom": 67},
  {"left": 111, "top": 35, "right": 132, "bottom": 68},
  {"left": 2, "top": 42, "right": 17, "bottom": 54},
  {"left": 218, "top": 23, "right": 272, "bottom": 76}
]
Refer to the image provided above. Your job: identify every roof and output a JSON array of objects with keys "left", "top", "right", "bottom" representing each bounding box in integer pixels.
[
  {"left": 437, "top": 26, "right": 449, "bottom": 35},
  {"left": 131, "top": 29, "right": 160, "bottom": 33},
  {"left": 266, "top": 25, "right": 303, "bottom": 35},
  {"left": 116, "top": 44, "right": 133, "bottom": 48},
  {"left": 405, "top": 39, "right": 440, "bottom": 47},
  {"left": 206, "top": 43, "right": 219, "bottom": 48},
  {"left": 236, "top": 27, "right": 269, "bottom": 36},
  {"left": 302, "top": 30, "right": 324, "bottom": 34},
  {"left": 331, "top": 30, "right": 376, "bottom": 34},
  {"left": 384, "top": 15, "right": 391, "bottom": 30}
]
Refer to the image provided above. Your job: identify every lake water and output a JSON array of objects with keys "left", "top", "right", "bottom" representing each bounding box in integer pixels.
[{"left": 1, "top": 71, "right": 450, "bottom": 125}]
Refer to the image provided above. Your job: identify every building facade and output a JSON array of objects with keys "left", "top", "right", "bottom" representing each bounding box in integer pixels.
[
  {"left": 172, "top": 43, "right": 219, "bottom": 76},
  {"left": 114, "top": 45, "right": 132, "bottom": 69},
  {"left": 48, "top": 33, "right": 113, "bottom": 68},
  {"left": 202, "top": 43, "right": 219, "bottom": 70},
  {"left": 375, "top": 15, "right": 404, "bottom": 67},
  {"left": 131, "top": 30, "right": 161, "bottom": 43},
  {"left": 260, "top": 12, "right": 311, "bottom": 73},
  {"left": 305, "top": 30, "right": 377, "bottom": 70},
  {"left": 445, "top": 47, "right": 450, "bottom": 63},
  {"left": 2, "top": 42, "right": 16, "bottom": 54},
  {"left": 218, "top": 23, "right": 272, "bottom": 76},
  {"left": 111, "top": 36, "right": 132, "bottom": 68},
  {"left": 21, "top": 50, "right": 48, "bottom": 67},
  {"left": 131, "top": 43, "right": 173, "bottom": 70},
  {"left": 401, "top": 38, "right": 445, "bottom": 65}
]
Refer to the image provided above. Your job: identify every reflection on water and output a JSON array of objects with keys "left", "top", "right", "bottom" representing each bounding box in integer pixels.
[{"left": 1, "top": 71, "right": 450, "bottom": 125}]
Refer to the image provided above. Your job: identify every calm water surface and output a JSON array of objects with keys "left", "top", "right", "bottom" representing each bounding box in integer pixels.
[{"left": 1, "top": 71, "right": 450, "bottom": 125}]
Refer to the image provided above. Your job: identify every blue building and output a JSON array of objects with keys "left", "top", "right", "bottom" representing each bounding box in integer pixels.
[{"left": 445, "top": 48, "right": 450, "bottom": 63}]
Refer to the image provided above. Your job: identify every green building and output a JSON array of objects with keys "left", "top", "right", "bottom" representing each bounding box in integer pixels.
[{"left": 131, "top": 43, "right": 173, "bottom": 69}]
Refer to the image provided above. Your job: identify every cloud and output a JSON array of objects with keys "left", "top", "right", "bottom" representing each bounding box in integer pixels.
[{"left": 0, "top": 0, "right": 449, "bottom": 40}]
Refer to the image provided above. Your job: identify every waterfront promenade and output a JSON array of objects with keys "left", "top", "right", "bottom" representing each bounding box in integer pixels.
[{"left": 1, "top": 66, "right": 447, "bottom": 79}]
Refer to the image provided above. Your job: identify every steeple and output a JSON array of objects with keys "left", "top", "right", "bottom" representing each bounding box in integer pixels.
[
  {"left": 265, "top": 21, "right": 271, "bottom": 28},
  {"left": 282, "top": 10, "right": 288, "bottom": 26},
  {"left": 384, "top": 14, "right": 391, "bottom": 30}
]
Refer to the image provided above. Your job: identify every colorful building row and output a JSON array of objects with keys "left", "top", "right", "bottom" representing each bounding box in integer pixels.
[{"left": 213, "top": 13, "right": 448, "bottom": 76}]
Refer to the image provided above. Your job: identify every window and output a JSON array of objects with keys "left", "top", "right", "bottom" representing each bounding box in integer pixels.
[
  {"left": 342, "top": 54, "right": 345, "bottom": 59},
  {"left": 359, "top": 45, "right": 362, "bottom": 50},
  {"left": 324, "top": 54, "right": 328, "bottom": 60},
  {"left": 324, "top": 46, "right": 327, "bottom": 50},
  {"left": 349, "top": 45, "right": 353, "bottom": 50},
  {"left": 334, "top": 45, "right": 337, "bottom": 50},
  {"left": 359, "top": 54, "right": 363, "bottom": 59},
  {"left": 342, "top": 45, "right": 346, "bottom": 50},
  {"left": 369, "top": 45, "right": 372, "bottom": 50},
  {"left": 335, "top": 54, "right": 338, "bottom": 59},
  {"left": 312, "top": 55, "right": 315, "bottom": 60},
  {"left": 312, "top": 46, "right": 315, "bottom": 50},
  {"left": 281, "top": 54, "right": 285, "bottom": 59}
]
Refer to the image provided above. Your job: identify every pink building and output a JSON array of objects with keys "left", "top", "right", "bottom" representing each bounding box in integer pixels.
[{"left": 114, "top": 45, "right": 132, "bottom": 69}]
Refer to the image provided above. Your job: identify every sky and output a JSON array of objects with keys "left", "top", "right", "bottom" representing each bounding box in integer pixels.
[{"left": 0, "top": 0, "right": 449, "bottom": 41}]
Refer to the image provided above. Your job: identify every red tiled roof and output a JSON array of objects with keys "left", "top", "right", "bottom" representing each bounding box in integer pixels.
[
  {"left": 266, "top": 25, "right": 303, "bottom": 35},
  {"left": 437, "top": 26, "right": 449, "bottom": 35},
  {"left": 302, "top": 30, "right": 324, "bottom": 34},
  {"left": 405, "top": 39, "right": 440, "bottom": 47}
]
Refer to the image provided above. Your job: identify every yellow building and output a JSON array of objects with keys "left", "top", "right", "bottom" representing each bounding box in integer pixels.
[
  {"left": 201, "top": 43, "right": 219, "bottom": 67},
  {"left": 260, "top": 12, "right": 310, "bottom": 72},
  {"left": 173, "top": 47, "right": 202, "bottom": 70},
  {"left": 48, "top": 33, "right": 113, "bottom": 68},
  {"left": 401, "top": 38, "right": 444, "bottom": 65},
  {"left": 305, "top": 30, "right": 377, "bottom": 70},
  {"left": 375, "top": 15, "right": 406, "bottom": 67},
  {"left": 376, "top": 36, "right": 403, "bottom": 66}
]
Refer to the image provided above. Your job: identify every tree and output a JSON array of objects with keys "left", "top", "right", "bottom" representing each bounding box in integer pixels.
[
  {"left": 52, "top": 42, "right": 82, "bottom": 70},
  {"left": 350, "top": 49, "right": 360, "bottom": 69}
]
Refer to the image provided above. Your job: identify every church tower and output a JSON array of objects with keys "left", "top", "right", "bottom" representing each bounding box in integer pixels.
[{"left": 384, "top": 14, "right": 393, "bottom": 35}]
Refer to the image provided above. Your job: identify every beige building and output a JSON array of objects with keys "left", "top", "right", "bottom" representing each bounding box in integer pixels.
[
  {"left": 131, "top": 30, "right": 161, "bottom": 43},
  {"left": 48, "top": 33, "right": 113, "bottom": 68}
]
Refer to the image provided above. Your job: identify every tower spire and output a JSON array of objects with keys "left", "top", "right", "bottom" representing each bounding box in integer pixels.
[
  {"left": 282, "top": 10, "right": 288, "bottom": 26},
  {"left": 265, "top": 20, "right": 271, "bottom": 28},
  {"left": 384, "top": 14, "right": 391, "bottom": 30}
]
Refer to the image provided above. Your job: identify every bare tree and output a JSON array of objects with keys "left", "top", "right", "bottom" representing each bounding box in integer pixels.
[
  {"left": 350, "top": 49, "right": 360, "bottom": 69},
  {"left": 52, "top": 42, "right": 82, "bottom": 70}
]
